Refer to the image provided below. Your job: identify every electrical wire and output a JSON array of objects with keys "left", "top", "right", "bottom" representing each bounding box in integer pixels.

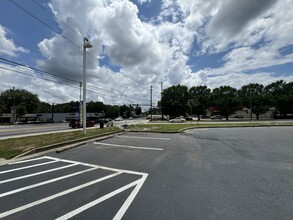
[
  {"left": 0, "top": 57, "right": 150, "bottom": 103},
  {"left": 9, "top": 0, "right": 80, "bottom": 49},
  {"left": 9, "top": 0, "right": 146, "bottom": 88},
  {"left": 0, "top": 65, "right": 146, "bottom": 105}
]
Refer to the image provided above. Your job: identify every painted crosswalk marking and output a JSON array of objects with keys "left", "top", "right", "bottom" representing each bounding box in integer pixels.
[{"left": 0, "top": 156, "right": 148, "bottom": 219}]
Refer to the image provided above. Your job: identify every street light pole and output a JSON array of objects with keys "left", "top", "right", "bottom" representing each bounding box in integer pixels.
[
  {"left": 82, "top": 37, "right": 92, "bottom": 135},
  {"left": 249, "top": 83, "right": 252, "bottom": 121},
  {"left": 79, "top": 82, "right": 82, "bottom": 103}
]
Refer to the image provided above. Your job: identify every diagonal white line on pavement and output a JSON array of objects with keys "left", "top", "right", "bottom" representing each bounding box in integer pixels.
[
  {"left": 94, "top": 142, "right": 163, "bottom": 151},
  {"left": 9, "top": 157, "right": 48, "bottom": 165},
  {"left": 113, "top": 174, "right": 148, "bottom": 220},
  {"left": 0, "top": 167, "right": 98, "bottom": 198},
  {"left": 0, "top": 161, "right": 58, "bottom": 175},
  {"left": 117, "top": 136, "right": 170, "bottom": 140},
  {"left": 0, "top": 163, "right": 77, "bottom": 184},
  {"left": 55, "top": 178, "right": 143, "bottom": 220},
  {"left": 0, "top": 172, "right": 122, "bottom": 219}
]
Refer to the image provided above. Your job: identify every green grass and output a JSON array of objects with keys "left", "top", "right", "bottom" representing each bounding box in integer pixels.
[
  {"left": 0, "top": 126, "right": 121, "bottom": 159},
  {"left": 129, "top": 122, "right": 293, "bottom": 133}
]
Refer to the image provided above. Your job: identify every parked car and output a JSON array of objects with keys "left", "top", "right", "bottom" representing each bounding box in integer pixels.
[
  {"left": 114, "top": 117, "right": 123, "bottom": 121},
  {"left": 200, "top": 115, "right": 210, "bottom": 119},
  {"left": 211, "top": 115, "right": 222, "bottom": 120},
  {"left": 104, "top": 118, "right": 113, "bottom": 126},
  {"left": 69, "top": 118, "right": 95, "bottom": 128},
  {"left": 169, "top": 117, "right": 186, "bottom": 123},
  {"left": 185, "top": 116, "right": 193, "bottom": 121},
  {"left": 234, "top": 115, "right": 244, "bottom": 119}
]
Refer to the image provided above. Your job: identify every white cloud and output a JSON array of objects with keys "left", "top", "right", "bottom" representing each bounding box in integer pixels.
[
  {"left": 0, "top": 25, "right": 29, "bottom": 57},
  {"left": 4, "top": 0, "right": 290, "bottom": 105},
  {"left": 137, "top": 0, "right": 151, "bottom": 5}
]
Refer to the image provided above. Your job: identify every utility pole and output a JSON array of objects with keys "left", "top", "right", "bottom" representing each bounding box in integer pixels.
[
  {"left": 0, "top": 93, "right": 3, "bottom": 124},
  {"left": 51, "top": 103, "right": 54, "bottom": 123},
  {"left": 249, "top": 84, "right": 252, "bottom": 121},
  {"left": 150, "top": 85, "right": 153, "bottom": 120},
  {"left": 161, "top": 82, "right": 163, "bottom": 120},
  {"left": 79, "top": 82, "right": 82, "bottom": 103},
  {"left": 82, "top": 37, "right": 93, "bottom": 135}
]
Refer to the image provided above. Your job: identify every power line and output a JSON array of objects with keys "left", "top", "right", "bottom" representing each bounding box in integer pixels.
[
  {"left": 0, "top": 58, "right": 149, "bottom": 103},
  {"left": 9, "top": 0, "right": 146, "bottom": 88},
  {"left": 0, "top": 65, "right": 78, "bottom": 89},
  {"left": 6, "top": 0, "right": 153, "bottom": 103},
  {"left": 0, "top": 65, "right": 145, "bottom": 104},
  {"left": 9, "top": 0, "right": 80, "bottom": 49},
  {"left": 31, "top": 0, "right": 84, "bottom": 38},
  {"left": 0, "top": 57, "right": 78, "bottom": 84},
  {"left": 0, "top": 57, "right": 148, "bottom": 101}
]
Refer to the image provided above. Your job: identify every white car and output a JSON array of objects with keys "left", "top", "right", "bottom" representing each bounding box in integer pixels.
[
  {"left": 114, "top": 117, "right": 123, "bottom": 121},
  {"left": 169, "top": 117, "right": 186, "bottom": 123}
]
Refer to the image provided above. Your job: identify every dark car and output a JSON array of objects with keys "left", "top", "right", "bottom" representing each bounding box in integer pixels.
[{"left": 69, "top": 118, "right": 95, "bottom": 128}]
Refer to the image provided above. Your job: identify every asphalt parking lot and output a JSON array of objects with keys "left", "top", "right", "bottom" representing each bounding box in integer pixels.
[{"left": 0, "top": 127, "right": 292, "bottom": 219}]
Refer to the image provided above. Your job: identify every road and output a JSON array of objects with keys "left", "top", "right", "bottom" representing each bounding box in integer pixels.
[
  {"left": 0, "top": 127, "right": 292, "bottom": 219},
  {"left": 0, "top": 118, "right": 147, "bottom": 140},
  {"left": 0, "top": 123, "right": 71, "bottom": 140}
]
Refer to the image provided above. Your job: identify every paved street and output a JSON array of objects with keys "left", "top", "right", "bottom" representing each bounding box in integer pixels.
[
  {"left": 0, "top": 127, "right": 292, "bottom": 219},
  {"left": 0, "top": 118, "right": 147, "bottom": 140}
]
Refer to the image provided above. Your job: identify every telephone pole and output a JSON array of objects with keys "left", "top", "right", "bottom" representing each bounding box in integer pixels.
[
  {"left": 150, "top": 85, "right": 153, "bottom": 120},
  {"left": 161, "top": 82, "right": 163, "bottom": 120}
]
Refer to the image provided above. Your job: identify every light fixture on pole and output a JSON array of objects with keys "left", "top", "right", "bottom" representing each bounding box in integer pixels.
[{"left": 83, "top": 37, "right": 92, "bottom": 135}]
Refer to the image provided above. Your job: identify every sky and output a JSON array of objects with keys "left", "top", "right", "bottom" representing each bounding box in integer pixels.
[{"left": 0, "top": 0, "right": 293, "bottom": 107}]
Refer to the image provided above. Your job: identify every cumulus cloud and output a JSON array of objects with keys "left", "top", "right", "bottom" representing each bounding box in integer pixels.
[
  {"left": 0, "top": 25, "right": 29, "bottom": 57},
  {"left": 137, "top": 0, "right": 151, "bottom": 5},
  {"left": 207, "top": 0, "right": 277, "bottom": 38},
  {"left": 3, "top": 0, "right": 290, "bottom": 104}
]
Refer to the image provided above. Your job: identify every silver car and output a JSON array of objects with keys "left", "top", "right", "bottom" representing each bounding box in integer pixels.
[{"left": 169, "top": 117, "right": 186, "bottom": 123}]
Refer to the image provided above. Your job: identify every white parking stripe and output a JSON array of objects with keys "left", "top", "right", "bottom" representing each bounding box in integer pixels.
[
  {"left": 0, "top": 161, "right": 58, "bottom": 174},
  {"left": 9, "top": 157, "right": 48, "bottom": 165},
  {"left": 43, "top": 156, "right": 98, "bottom": 168},
  {"left": 0, "top": 163, "right": 77, "bottom": 184},
  {"left": 118, "top": 136, "right": 170, "bottom": 140},
  {"left": 113, "top": 174, "right": 148, "bottom": 220},
  {"left": 94, "top": 142, "right": 163, "bottom": 151},
  {"left": 0, "top": 167, "right": 98, "bottom": 198},
  {"left": 55, "top": 177, "right": 142, "bottom": 220},
  {"left": 43, "top": 156, "right": 147, "bottom": 176},
  {"left": 0, "top": 172, "right": 122, "bottom": 219}
]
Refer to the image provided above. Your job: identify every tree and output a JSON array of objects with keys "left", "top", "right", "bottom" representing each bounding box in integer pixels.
[
  {"left": 135, "top": 106, "right": 142, "bottom": 116},
  {"left": 1, "top": 88, "right": 40, "bottom": 114},
  {"left": 188, "top": 86, "right": 211, "bottom": 120},
  {"left": 161, "top": 84, "right": 189, "bottom": 117},
  {"left": 119, "top": 105, "right": 131, "bottom": 118},
  {"left": 37, "top": 102, "right": 52, "bottom": 113},
  {"left": 104, "top": 105, "right": 120, "bottom": 118},
  {"left": 17, "top": 104, "right": 27, "bottom": 116},
  {"left": 211, "top": 86, "right": 240, "bottom": 120},
  {"left": 239, "top": 83, "right": 269, "bottom": 119},
  {"left": 265, "top": 80, "right": 293, "bottom": 116}
]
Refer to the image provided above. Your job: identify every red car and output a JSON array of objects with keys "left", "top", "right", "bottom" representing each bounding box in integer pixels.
[{"left": 69, "top": 118, "right": 95, "bottom": 128}]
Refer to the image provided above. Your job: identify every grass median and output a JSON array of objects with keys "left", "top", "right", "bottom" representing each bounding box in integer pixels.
[
  {"left": 128, "top": 121, "right": 293, "bottom": 133},
  {"left": 0, "top": 126, "right": 121, "bottom": 160}
]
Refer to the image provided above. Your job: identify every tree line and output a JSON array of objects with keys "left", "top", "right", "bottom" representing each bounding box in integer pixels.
[
  {"left": 0, "top": 89, "right": 141, "bottom": 119},
  {"left": 160, "top": 80, "right": 293, "bottom": 120},
  {"left": 1, "top": 80, "right": 292, "bottom": 120}
]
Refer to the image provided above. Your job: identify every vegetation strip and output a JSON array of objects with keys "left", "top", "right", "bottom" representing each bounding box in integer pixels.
[
  {"left": 0, "top": 127, "right": 121, "bottom": 160},
  {"left": 129, "top": 122, "right": 293, "bottom": 133}
]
